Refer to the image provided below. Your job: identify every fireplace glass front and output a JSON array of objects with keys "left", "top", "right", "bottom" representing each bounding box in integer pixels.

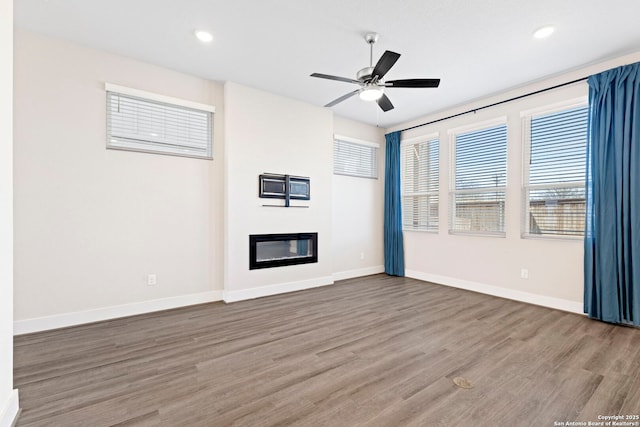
[{"left": 249, "top": 233, "right": 318, "bottom": 270}]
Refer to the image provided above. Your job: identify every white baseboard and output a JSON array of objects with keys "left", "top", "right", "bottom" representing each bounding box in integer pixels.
[
  {"left": 223, "top": 276, "right": 334, "bottom": 303},
  {"left": 333, "top": 265, "right": 384, "bottom": 281},
  {"left": 14, "top": 291, "right": 223, "bottom": 335},
  {"left": 0, "top": 390, "right": 19, "bottom": 427},
  {"left": 405, "top": 270, "right": 583, "bottom": 314}
]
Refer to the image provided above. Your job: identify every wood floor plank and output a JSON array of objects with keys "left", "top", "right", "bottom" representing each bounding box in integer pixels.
[{"left": 14, "top": 274, "right": 640, "bottom": 426}]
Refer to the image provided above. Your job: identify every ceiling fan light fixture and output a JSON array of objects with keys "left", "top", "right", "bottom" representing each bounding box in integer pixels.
[{"left": 359, "top": 86, "right": 384, "bottom": 101}]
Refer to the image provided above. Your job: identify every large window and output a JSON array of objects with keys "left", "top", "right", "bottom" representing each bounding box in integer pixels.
[
  {"left": 106, "top": 83, "right": 214, "bottom": 159},
  {"left": 333, "top": 136, "right": 378, "bottom": 179},
  {"left": 523, "top": 102, "right": 588, "bottom": 237},
  {"left": 401, "top": 136, "right": 439, "bottom": 231},
  {"left": 449, "top": 121, "right": 507, "bottom": 235}
]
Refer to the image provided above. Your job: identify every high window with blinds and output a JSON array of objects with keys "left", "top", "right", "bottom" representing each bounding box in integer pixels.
[
  {"left": 401, "top": 137, "right": 439, "bottom": 231},
  {"left": 333, "top": 137, "right": 378, "bottom": 179},
  {"left": 106, "top": 84, "right": 214, "bottom": 159},
  {"left": 449, "top": 122, "right": 507, "bottom": 235},
  {"left": 523, "top": 102, "right": 588, "bottom": 237}
]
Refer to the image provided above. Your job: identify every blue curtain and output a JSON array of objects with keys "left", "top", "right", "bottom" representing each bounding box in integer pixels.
[
  {"left": 584, "top": 62, "right": 640, "bottom": 325},
  {"left": 384, "top": 131, "right": 405, "bottom": 276}
]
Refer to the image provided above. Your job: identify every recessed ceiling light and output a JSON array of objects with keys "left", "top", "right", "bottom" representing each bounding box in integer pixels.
[
  {"left": 533, "top": 25, "right": 555, "bottom": 39},
  {"left": 194, "top": 30, "right": 213, "bottom": 43}
]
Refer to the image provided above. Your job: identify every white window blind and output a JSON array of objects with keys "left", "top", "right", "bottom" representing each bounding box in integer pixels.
[
  {"left": 333, "top": 138, "right": 378, "bottom": 179},
  {"left": 401, "top": 137, "right": 439, "bottom": 231},
  {"left": 106, "top": 85, "right": 213, "bottom": 159},
  {"left": 450, "top": 123, "right": 507, "bottom": 235},
  {"left": 524, "top": 104, "right": 588, "bottom": 237}
]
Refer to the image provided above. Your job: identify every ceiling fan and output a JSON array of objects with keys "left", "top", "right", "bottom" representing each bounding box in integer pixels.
[{"left": 311, "top": 33, "right": 441, "bottom": 112}]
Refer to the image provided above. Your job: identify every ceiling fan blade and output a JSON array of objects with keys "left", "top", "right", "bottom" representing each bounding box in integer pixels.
[
  {"left": 325, "top": 89, "right": 360, "bottom": 107},
  {"left": 372, "top": 51, "right": 401, "bottom": 80},
  {"left": 377, "top": 94, "right": 394, "bottom": 112},
  {"left": 385, "top": 78, "right": 441, "bottom": 88},
  {"left": 311, "top": 73, "right": 360, "bottom": 84}
]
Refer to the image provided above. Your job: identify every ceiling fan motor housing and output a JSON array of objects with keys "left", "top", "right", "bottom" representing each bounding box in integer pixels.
[{"left": 357, "top": 67, "right": 374, "bottom": 83}]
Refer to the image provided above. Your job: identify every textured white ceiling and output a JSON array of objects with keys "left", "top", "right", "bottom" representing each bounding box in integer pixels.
[{"left": 14, "top": 0, "right": 640, "bottom": 128}]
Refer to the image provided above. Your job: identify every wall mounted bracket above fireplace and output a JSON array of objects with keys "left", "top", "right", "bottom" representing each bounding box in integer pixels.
[{"left": 259, "top": 173, "right": 310, "bottom": 207}]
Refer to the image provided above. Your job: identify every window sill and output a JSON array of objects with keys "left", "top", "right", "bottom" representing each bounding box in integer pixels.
[
  {"left": 448, "top": 230, "right": 506, "bottom": 238},
  {"left": 403, "top": 229, "right": 438, "bottom": 234},
  {"left": 521, "top": 233, "right": 583, "bottom": 242}
]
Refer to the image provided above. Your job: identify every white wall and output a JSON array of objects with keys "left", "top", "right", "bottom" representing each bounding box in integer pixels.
[
  {"left": 13, "top": 31, "right": 225, "bottom": 332},
  {"left": 223, "top": 82, "right": 334, "bottom": 301},
  {"left": 388, "top": 51, "right": 640, "bottom": 313},
  {"left": 332, "top": 117, "right": 385, "bottom": 280},
  {"left": 0, "top": 1, "right": 19, "bottom": 425}
]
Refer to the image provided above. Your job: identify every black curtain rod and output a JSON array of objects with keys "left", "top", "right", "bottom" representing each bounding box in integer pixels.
[{"left": 399, "top": 76, "right": 589, "bottom": 133}]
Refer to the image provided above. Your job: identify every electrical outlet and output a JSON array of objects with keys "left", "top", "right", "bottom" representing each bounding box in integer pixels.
[
  {"left": 360, "top": 252, "right": 365, "bottom": 260},
  {"left": 147, "top": 274, "right": 157, "bottom": 286},
  {"left": 520, "top": 269, "right": 529, "bottom": 280}
]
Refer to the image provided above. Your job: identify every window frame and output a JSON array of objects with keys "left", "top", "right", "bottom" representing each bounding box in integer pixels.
[
  {"left": 521, "top": 97, "right": 588, "bottom": 240},
  {"left": 333, "top": 134, "right": 379, "bottom": 179},
  {"left": 105, "top": 83, "right": 215, "bottom": 160},
  {"left": 400, "top": 133, "right": 440, "bottom": 233},
  {"left": 448, "top": 117, "right": 508, "bottom": 237}
]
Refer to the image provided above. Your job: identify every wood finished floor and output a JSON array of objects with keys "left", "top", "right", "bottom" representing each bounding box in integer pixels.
[{"left": 14, "top": 274, "right": 640, "bottom": 426}]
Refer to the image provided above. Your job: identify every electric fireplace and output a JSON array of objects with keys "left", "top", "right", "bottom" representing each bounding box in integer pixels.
[{"left": 249, "top": 233, "right": 318, "bottom": 270}]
